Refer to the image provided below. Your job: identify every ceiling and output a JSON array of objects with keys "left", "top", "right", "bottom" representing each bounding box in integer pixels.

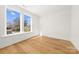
[{"left": 22, "top": 5, "right": 71, "bottom": 17}]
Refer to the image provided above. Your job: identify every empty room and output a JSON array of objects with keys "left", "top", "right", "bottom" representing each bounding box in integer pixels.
[{"left": 0, "top": 5, "right": 79, "bottom": 54}]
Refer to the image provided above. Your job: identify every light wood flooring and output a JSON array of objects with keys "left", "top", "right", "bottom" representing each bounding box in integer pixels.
[{"left": 0, "top": 36, "right": 78, "bottom": 54}]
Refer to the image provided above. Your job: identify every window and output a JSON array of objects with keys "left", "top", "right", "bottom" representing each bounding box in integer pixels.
[
  {"left": 6, "top": 9, "right": 20, "bottom": 35},
  {"left": 6, "top": 8, "right": 32, "bottom": 35},
  {"left": 24, "top": 15, "right": 31, "bottom": 32}
]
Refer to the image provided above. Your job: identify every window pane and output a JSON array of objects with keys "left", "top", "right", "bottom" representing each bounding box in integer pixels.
[
  {"left": 6, "top": 9, "right": 20, "bottom": 34},
  {"left": 24, "top": 15, "right": 31, "bottom": 32}
]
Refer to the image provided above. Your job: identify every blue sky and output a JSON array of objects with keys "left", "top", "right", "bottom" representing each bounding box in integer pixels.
[
  {"left": 7, "top": 9, "right": 30, "bottom": 24},
  {"left": 7, "top": 9, "right": 20, "bottom": 23},
  {"left": 24, "top": 15, "right": 30, "bottom": 24}
]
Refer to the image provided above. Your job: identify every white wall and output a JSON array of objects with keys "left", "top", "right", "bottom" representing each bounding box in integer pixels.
[
  {"left": 40, "top": 6, "right": 71, "bottom": 40},
  {"left": 0, "top": 5, "right": 40, "bottom": 48},
  {"left": 70, "top": 6, "right": 79, "bottom": 50},
  {"left": 0, "top": 6, "right": 5, "bottom": 36}
]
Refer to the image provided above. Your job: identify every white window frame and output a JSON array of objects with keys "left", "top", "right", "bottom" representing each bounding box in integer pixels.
[
  {"left": 4, "top": 6, "right": 32, "bottom": 36},
  {"left": 5, "top": 7, "right": 22, "bottom": 36},
  {"left": 23, "top": 14, "right": 32, "bottom": 33}
]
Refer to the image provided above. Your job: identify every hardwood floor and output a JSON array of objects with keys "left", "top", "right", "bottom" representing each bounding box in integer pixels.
[{"left": 0, "top": 36, "right": 78, "bottom": 54}]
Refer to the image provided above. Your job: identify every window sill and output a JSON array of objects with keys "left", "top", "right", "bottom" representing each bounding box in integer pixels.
[{"left": 0, "top": 31, "right": 32, "bottom": 38}]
